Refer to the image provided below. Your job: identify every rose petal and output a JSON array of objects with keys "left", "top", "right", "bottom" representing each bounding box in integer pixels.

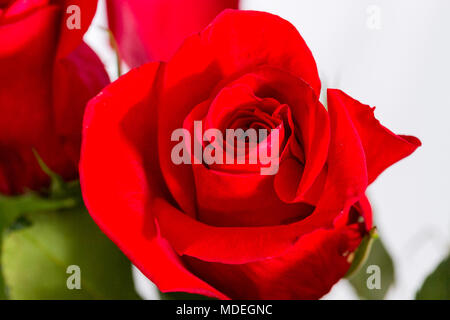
[
  {"left": 107, "top": 0, "right": 239, "bottom": 66},
  {"left": 220, "top": 66, "right": 330, "bottom": 203},
  {"left": 56, "top": 0, "right": 99, "bottom": 59},
  {"left": 327, "top": 89, "right": 421, "bottom": 184},
  {"left": 2, "top": 0, "right": 48, "bottom": 22},
  {"left": 158, "top": 10, "right": 322, "bottom": 214},
  {"left": 80, "top": 63, "right": 226, "bottom": 299},
  {"left": 193, "top": 166, "right": 314, "bottom": 227},
  {"left": 0, "top": 6, "right": 58, "bottom": 145},
  {"left": 52, "top": 41, "right": 110, "bottom": 153},
  {"left": 0, "top": 3, "right": 107, "bottom": 194},
  {"left": 183, "top": 224, "right": 362, "bottom": 299},
  {"left": 156, "top": 78, "right": 368, "bottom": 264}
]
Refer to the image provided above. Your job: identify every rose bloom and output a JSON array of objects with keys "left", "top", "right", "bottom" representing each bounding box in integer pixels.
[
  {"left": 107, "top": 0, "right": 239, "bottom": 66},
  {"left": 0, "top": 0, "right": 108, "bottom": 194},
  {"left": 80, "top": 10, "right": 420, "bottom": 299}
]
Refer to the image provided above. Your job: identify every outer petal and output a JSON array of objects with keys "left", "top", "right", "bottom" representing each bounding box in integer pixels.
[
  {"left": 55, "top": 0, "right": 99, "bottom": 59},
  {"left": 158, "top": 10, "right": 322, "bottom": 214},
  {"left": 52, "top": 41, "right": 110, "bottom": 163},
  {"left": 0, "top": 1, "right": 98, "bottom": 59},
  {"left": 0, "top": 0, "right": 49, "bottom": 23},
  {"left": 200, "top": 10, "right": 321, "bottom": 95},
  {"left": 80, "top": 63, "right": 227, "bottom": 299},
  {"left": 327, "top": 89, "right": 421, "bottom": 184},
  {"left": 107, "top": 0, "right": 239, "bottom": 66},
  {"left": 183, "top": 224, "right": 362, "bottom": 299},
  {"left": 0, "top": 6, "right": 59, "bottom": 145}
]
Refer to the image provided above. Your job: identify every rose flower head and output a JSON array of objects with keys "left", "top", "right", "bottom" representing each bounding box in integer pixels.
[
  {"left": 80, "top": 10, "right": 420, "bottom": 299},
  {"left": 0, "top": 0, "right": 109, "bottom": 194}
]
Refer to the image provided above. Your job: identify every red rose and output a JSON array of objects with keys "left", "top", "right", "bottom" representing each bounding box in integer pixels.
[
  {"left": 0, "top": 0, "right": 109, "bottom": 194},
  {"left": 107, "top": 0, "right": 239, "bottom": 66},
  {"left": 80, "top": 10, "right": 420, "bottom": 299}
]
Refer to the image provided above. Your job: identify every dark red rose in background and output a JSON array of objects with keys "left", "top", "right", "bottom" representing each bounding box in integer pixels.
[
  {"left": 80, "top": 10, "right": 421, "bottom": 299},
  {"left": 107, "top": 0, "right": 239, "bottom": 66},
  {"left": 0, "top": 0, "right": 109, "bottom": 194}
]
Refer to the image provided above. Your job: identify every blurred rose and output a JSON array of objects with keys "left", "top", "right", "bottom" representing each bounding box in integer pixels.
[
  {"left": 107, "top": 0, "right": 239, "bottom": 66},
  {"left": 0, "top": 0, "right": 109, "bottom": 194}
]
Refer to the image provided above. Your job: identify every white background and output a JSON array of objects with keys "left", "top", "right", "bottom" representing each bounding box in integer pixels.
[{"left": 85, "top": 0, "right": 450, "bottom": 299}]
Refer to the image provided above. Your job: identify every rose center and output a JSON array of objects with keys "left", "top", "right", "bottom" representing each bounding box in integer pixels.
[{"left": 225, "top": 106, "right": 281, "bottom": 143}]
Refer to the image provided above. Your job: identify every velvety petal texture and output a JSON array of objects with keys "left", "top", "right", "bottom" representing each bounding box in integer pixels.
[
  {"left": 81, "top": 64, "right": 226, "bottom": 298},
  {"left": 327, "top": 89, "right": 421, "bottom": 184},
  {"left": 81, "top": 10, "right": 420, "bottom": 300},
  {"left": 107, "top": 0, "right": 240, "bottom": 66},
  {"left": 0, "top": 0, "right": 108, "bottom": 194},
  {"left": 158, "top": 10, "right": 322, "bottom": 215}
]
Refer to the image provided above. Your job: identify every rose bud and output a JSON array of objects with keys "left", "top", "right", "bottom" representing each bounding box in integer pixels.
[
  {"left": 0, "top": 0, "right": 109, "bottom": 194},
  {"left": 107, "top": 0, "right": 239, "bottom": 66}
]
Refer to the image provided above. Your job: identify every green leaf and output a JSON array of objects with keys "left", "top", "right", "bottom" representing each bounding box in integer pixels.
[
  {"left": 347, "top": 236, "right": 395, "bottom": 299},
  {"left": 416, "top": 253, "right": 450, "bottom": 300},
  {"left": 1, "top": 208, "right": 140, "bottom": 300}
]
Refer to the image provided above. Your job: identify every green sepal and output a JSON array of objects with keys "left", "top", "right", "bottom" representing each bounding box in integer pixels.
[{"left": 346, "top": 227, "right": 378, "bottom": 278}]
